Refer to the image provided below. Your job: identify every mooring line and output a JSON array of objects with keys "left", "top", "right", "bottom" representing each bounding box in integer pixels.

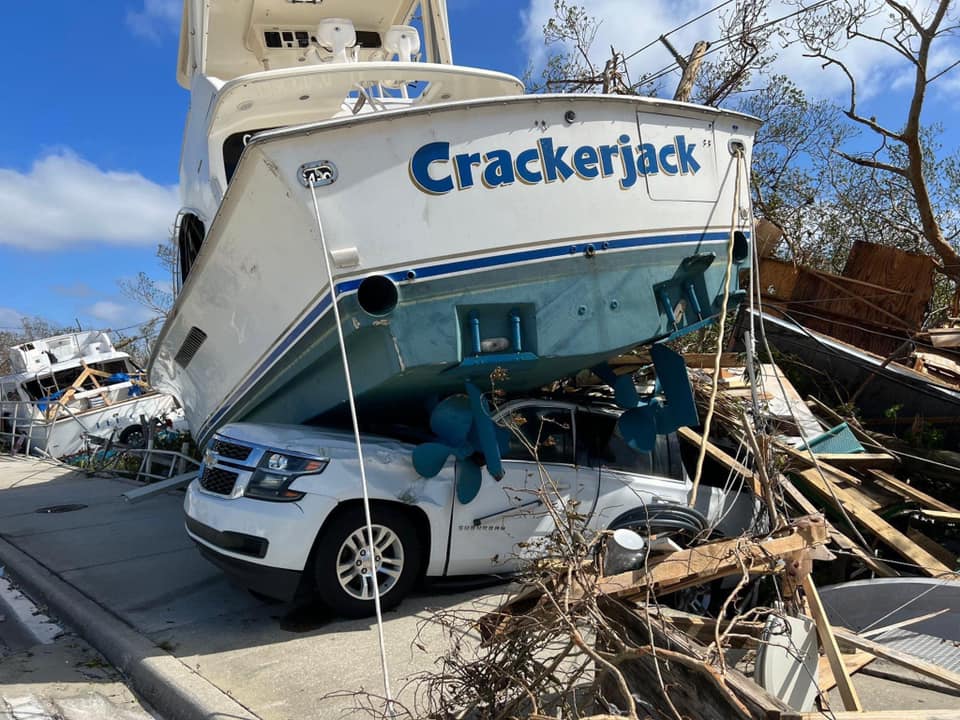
[{"left": 308, "top": 177, "right": 396, "bottom": 717}]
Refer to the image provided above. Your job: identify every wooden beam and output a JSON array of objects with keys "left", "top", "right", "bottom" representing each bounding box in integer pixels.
[
  {"left": 775, "top": 440, "right": 867, "bottom": 487},
  {"left": 793, "top": 469, "right": 957, "bottom": 578},
  {"left": 598, "top": 516, "right": 828, "bottom": 599},
  {"left": 817, "top": 651, "right": 875, "bottom": 693},
  {"left": 833, "top": 626, "right": 960, "bottom": 692},
  {"left": 919, "top": 509, "right": 960, "bottom": 522},
  {"left": 676, "top": 426, "right": 761, "bottom": 495},
  {"left": 779, "top": 476, "right": 899, "bottom": 577},
  {"left": 868, "top": 470, "right": 959, "bottom": 513},
  {"left": 906, "top": 528, "right": 958, "bottom": 568},
  {"left": 803, "top": 575, "right": 862, "bottom": 711},
  {"left": 815, "top": 453, "right": 899, "bottom": 471}
]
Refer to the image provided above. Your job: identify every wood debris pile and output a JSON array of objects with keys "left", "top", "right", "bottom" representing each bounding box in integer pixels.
[{"left": 423, "top": 355, "right": 960, "bottom": 720}]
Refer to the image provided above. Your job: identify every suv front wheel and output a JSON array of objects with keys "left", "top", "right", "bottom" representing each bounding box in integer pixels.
[{"left": 313, "top": 505, "right": 421, "bottom": 618}]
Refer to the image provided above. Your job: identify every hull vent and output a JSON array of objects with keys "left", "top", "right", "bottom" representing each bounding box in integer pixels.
[{"left": 175, "top": 327, "right": 208, "bottom": 368}]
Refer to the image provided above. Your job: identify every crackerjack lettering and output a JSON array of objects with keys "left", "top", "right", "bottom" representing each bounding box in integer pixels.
[{"left": 409, "top": 134, "right": 702, "bottom": 195}]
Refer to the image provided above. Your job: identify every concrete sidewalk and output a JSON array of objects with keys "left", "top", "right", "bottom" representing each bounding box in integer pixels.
[
  {"left": 0, "top": 456, "right": 497, "bottom": 720},
  {"left": 4, "top": 455, "right": 959, "bottom": 720}
]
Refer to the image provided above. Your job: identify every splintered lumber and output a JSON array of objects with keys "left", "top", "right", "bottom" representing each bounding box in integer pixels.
[
  {"left": 599, "top": 598, "right": 794, "bottom": 720},
  {"left": 833, "top": 626, "right": 960, "bottom": 692},
  {"left": 652, "top": 607, "right": 765, "bottom": 647},
  {"left": 814, "top": 453, "right": 899, "bottom": 471},
  {"left": 597, "top": 515, "right": 828, "bottom": 599},
  {"left": 802, "top": 575, "right": 863, "bottom": 711},
  {"left": 868, "top": 470, "right": 959, "bottom": 513},
  {"left": 775, "top": 440, "right": 869, "bottom": 488},
  {"left": 793, "top": 468, "right": 957, "bottom": 578},
  {"left": 779, "top": 476, "right": 898, "bottom": 577},
  {"left": 817, "top": 651, "right": 875, "bottom": 693},
  {"left": 906, "top": 528, "right": 958, "bottom": 568},
  {"left": 483, "top": 516, "right": 829, "bottom": 639},
  {"left": 676, "top": 425, "right": 762, "bottom": 496}
]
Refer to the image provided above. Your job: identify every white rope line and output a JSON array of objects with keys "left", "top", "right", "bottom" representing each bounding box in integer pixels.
[
  {"left": 690, "top": 148, "right": 744, "bottom": 506},
  {"left": 308, "top": 178, "right": 396, "bottom": 717}
]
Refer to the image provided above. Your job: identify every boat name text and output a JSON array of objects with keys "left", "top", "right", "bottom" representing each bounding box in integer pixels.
[{"left": 409, "top": 135, "right": 701, "bottom": 195}]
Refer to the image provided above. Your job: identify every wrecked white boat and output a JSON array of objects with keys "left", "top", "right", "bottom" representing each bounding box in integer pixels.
[
  {"left": 0, "top": 331, "right": 178, "bottom": 458},
  {"left": 150, "top": 0, "right": 759, "bottom": 446}
]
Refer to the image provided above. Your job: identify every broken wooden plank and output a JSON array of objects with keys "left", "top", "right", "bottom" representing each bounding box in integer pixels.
[
  {"left": 817, "top": 651, "right": 875, "bottom": 693},
  {"left": 792, "top": 469, "right": 956, "bottom": 578},
  {"left": 775, "top": 441, "right": 867, "bottom": 487},
  {"left": 814, "top": 452, "right": 899, "bottom": 471},
  {"left": 906, "top": 528, "right": 958, "bottom": 568},
  {"left": 598, "top": 515, "right": 828, "bottom": 599},
  {"left": 868, "top": 470, "right": 959, "bottom": 513},
  {"left": 803, "top": 575, "right": 862, "bottom": 711},
  {"left": 779, "top": 476, "right": 899, "bottom": 577},
  {"left": 676, "top": 426, "right": 762, "bottom": 496},
  {"left": 600, "top": 598, "right": 794, "bottom": 720},
  {"left": 833, "top": 626, "right": 960, "bottom": 692},
  {"left": 918, "top": 509, "right": 960, "bottom": 522}
]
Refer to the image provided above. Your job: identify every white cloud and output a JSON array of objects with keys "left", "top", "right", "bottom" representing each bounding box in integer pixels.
[
  {"left": 0, "top": 151, "right": 179, "bottom": 250},
  {"left": 521, "top": 1, "right": 960, "bottom": 105},
  {"left": 84, "top": 301, "right": 155, "bottom": 327},
  {"left": 126, "top": 0, "right": 181, "bottom": 41}
]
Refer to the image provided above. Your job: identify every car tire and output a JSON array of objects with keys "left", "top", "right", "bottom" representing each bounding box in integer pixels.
[
  {"left": 119, "top": 424, "right": 146, "bottom": 448},
  {"left": 312, "top": 505, "right": 422, "bottom": 618}
]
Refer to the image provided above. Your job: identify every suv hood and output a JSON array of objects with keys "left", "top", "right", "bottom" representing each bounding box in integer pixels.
[{"left": 215, "top": 422, "right": 415, "bottom": 460}]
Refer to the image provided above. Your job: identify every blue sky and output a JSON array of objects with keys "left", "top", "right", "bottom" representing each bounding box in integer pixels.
[{"left": 2, "top": 0, "right": 957, "bottom": 334}]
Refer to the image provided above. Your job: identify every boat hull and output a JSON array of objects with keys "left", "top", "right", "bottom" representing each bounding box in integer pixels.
[
  {"left": 12, "top": 393, "right": 177, "bottom": 459},
  {"left": 151, "top": 94, "right": 758, "bottom": 442}
]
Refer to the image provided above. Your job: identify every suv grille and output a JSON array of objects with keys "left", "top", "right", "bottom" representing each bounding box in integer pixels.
[
  {"left": 200, "top": 466, "right": 239, "bottom": 496},
  {"left": 211, "top": 438, "right": 252, "bottom": 461}
]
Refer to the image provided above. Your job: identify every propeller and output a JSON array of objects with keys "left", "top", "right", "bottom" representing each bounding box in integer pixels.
[
  {"left": 612, "top": 344, "right": 699, "bottom": 453},
  {"left": 412, "top": 382, "right": 509, "bottom": 504},
  {"left": 592, "top": 363, "right": 641, "bottom": 408}
]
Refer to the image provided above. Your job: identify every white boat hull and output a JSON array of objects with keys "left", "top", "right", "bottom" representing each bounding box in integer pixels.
[
  {"left": 151, "top": 94, "right": 758, "bottom": 442},
  {"left": 8, "top": 392, "right": 177, "bottom": 459}
]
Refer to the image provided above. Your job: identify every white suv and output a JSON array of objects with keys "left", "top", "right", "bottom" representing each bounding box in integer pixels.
[{"left": 184, "top": 398, "right": 757, "bottom": 617}]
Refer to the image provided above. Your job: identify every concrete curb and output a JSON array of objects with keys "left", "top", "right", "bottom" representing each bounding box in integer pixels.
[{"left": 0, "top": 536, "right": 260, "bottom": 720}]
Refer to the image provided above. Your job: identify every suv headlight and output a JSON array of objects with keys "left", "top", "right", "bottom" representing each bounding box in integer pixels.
[{"left": 245, "top": 452, "right": 328, "bottom": 502}]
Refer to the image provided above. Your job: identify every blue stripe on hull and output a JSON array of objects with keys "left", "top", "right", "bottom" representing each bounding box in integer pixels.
[{"left": 197, "top": 230, "right": 740, "bottom": 438}]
